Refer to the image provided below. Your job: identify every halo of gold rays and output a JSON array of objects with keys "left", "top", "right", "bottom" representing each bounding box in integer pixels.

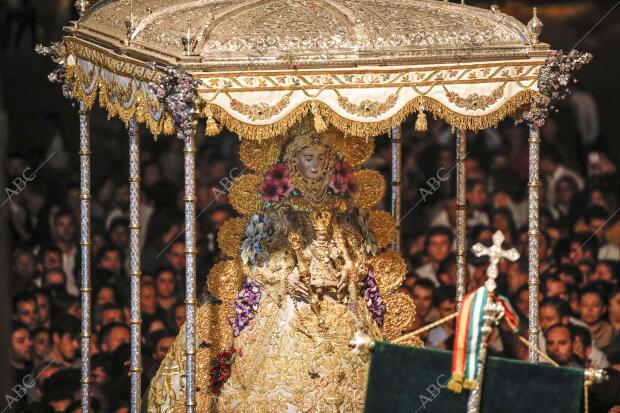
[
  {"left": 382, "top": 291, "right": 416, "bottom": 341},
  {"left": 368, "top": 209, "right": 397, "bottom": 248},
  {"left": 228, "top": 174, "right": 264, "bottom": 216},
  {"left": 350, "top": 169, "right": 386, "bottom": 209},
  {"left": 239, "top": 135, "right": 287, "bottom": 173},
  {"left": 370, "top": 251, "right": 407, "bottom": 295},
  {"left": 218, "top": 217, "right": 247, "bottom": 257},
  {"left": 335, "top": 134, "right": 375, "bottom": 167}
]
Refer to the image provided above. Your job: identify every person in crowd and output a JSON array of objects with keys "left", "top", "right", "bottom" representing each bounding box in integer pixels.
[
  {"left": 579, "top": 285, "right": 614, "bottom": 350},
  {"left": 36, "top": 244, "right": 63, "bottom": 275},
  {"left": 32, "top": 327, "right": 51, "bottom": 366},
  {"left": 540, "top": 147, "right": 584, "bottom": 207},
  {"left": 99, "top": 322, "right": 130, "bottom": 354},
  {"left": 10, "top": 322, "right": 33, "bottom": 385},
  {"left": 415, "top": 226, "right": 453, "bottom": 287},
  {"left": 426, "top": 285, "right": 456, "bottom": 349},
  {"left": 585, "top": 206, "right": 620, "bottom": 261},
  {"left": 154, "top": 266, "right": 178, "bottom": 329},
  {"left": 33, "top": 288, "right": 52, "bottom": 329},
  {"left": 47, "top": 314, "right": 80, "bottom": 368},
  {"left": 51, "top": 209, "right": 79, "bottom": 296},
  {"left": 11, "top": 247, "right": 38, "bottom": 292},
  {"left": 42, "top": 269, "right": 67, "bottom": 291},
  {"left": 466, "top": 179, "right": 490, "bottom": 226},
  {"left": 411, "top": 279, "right": 438, "bottom": 324},
  {"left": 173, "top": 302, "right": 186, "bottom": 332},
  {"left": 545, "top": 323, "right": 581, "bottom": 367},
  {"left": 13, "top": 291, "right": 39, "bottom": 331}
]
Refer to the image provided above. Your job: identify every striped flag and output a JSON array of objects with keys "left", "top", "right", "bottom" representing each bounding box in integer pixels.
[{"left": 447, "top": 287, "right": 520, "bottom": 394}]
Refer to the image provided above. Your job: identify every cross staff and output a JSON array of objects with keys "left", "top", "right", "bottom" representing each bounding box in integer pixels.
[
  {"left": 471, "top": 230, "right": 520, "bottom": 293},
  {"left": 467, "top": 231, "right": 519, "bottom": 413}
]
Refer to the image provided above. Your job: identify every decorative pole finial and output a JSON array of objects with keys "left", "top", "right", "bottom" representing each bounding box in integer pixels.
[
  {"left": 527, "top": 7, "right": 543, "bottom": 44},
  {"left": 124, "top": 1, "right": 136, "bottom": 41},
  {"left": 182, "top": 20, "right": 197, "bottom": 56},
  {"left": 471, "top": 230, "right": 520, "bottom": 292},
  {"left": 75, "top": 0, "right": 89, "bottom": 17}
]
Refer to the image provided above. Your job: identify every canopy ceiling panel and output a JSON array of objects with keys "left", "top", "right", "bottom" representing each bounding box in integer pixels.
[{"left": 64, "top": 0, "right": 551, "bottom": 138}]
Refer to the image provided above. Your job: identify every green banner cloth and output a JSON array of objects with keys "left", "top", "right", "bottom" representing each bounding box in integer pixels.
[{"left": 364, "top": 342, "right": 584, "bottom": 413}]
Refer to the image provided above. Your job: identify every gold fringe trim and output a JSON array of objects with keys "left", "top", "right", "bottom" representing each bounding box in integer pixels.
[
  {"left": 67, "top": 63, "right": 174, "bottom": 137},
  {"left": 447, "top": 373, "right": 464, "bottom": 394},
  {"left": 205, "top": 91, "right": 540, "bottom": 140},
  {"left": 67, "top": 60, "right": 539, "bottom": 140},
  {"left": 414, "top": 107, "right": 428, "bottom": 132}
]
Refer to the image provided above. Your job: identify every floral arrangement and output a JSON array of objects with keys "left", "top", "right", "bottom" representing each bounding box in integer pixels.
[
  {"left": 329, "top": 160, "right": 358, "bottom": 195},
  {"left": 364, "top": 268, "right": 385, "bottom": 326},
  {"left": 357, "top": 209, "right": 378, "bottom": 256},
  {"left": 35, "top": 43, "right": 73, "bottom": 100},
  {"left": 209, "top": 347, "right": 243, "bottom": 395},
  {"left": 258, "top": 160, "right": 359, "bottom": 203},
  {"left": 520, "top": 49, "right": 592, "bottom": 127},
  {"left": 240, "top": 214, "right": 271, "bottom": 265},
  {"left": 149, "top": 67, "right": 200, "bottom": 140},
  {"left": 258, "top": 163, "right": 294, "bottom": 202},
  {"left": 230, "top": 277, "right": 262, "bottom": 337}
]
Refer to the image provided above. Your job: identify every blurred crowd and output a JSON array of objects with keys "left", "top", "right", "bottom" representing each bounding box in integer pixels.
[
  {"left": 6, "top": 98, "right": 620, "bottom": 411},
  {"left": 2, "top": 0, "right": 620, "bottom": 409}
]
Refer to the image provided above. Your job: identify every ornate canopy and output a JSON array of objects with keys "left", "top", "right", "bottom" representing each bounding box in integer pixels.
[{"left": 63, "top": 0, "right": 551, "bottom": 138}]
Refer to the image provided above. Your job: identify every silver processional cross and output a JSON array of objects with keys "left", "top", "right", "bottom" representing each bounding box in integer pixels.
[
  {"left": 471, "top": 230, "right": 520, "bottom": 293},
  {"left": 467, "top": 230, "right": 520, "bottom": 413}
]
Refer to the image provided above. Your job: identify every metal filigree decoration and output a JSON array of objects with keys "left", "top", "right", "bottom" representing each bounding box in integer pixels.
[
  {"left": 149, "top": 68, "right": 200, "bottom": 140},
  {"left": 35, "top": 43, "right": 72, "bottom": 99},
  {"left": 206, "top": 259, "right": 245, "bottom": 307},
  {"left": 520, "top": 49, "right": 592, "bottom": 127},
  {"left": 333, "top": 134, "right": 375, "bottom": 168},
  {"left": 337, "top": 94, "right": 398, "bottom": 118},
  {"left": 445, "top": 83, "right": 505, "bottom": 111},
  {"left": 350, "top": 169, "right": 386, "bottom": 209},
  {"left": 369, "top": 251, "right": 407, "bottom": 295},
  {"left": 239, "top": 135, "right": 286, "bottom": 173},
  {"left": 367, "top": 209, "right": 397, "bottom": 248},
  {"left": 228, "top": 174, "right": 264, "bottom": 216},
  {"left": 218, "top": 217, "right": 247, "bottom": 257},
  {"left": 382, "top": 291, "right": 416, "bottom": 340},
  {"left": 230, "top": 92, "right": 293, "bottom": 121}
]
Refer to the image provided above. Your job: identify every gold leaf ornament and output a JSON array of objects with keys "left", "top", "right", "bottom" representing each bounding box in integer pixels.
[
  {"left": 367, "top": 209, "right": 397, "bottom": 248},
  {"left": 369, "top": 251, "right": 407, "bottom": 295},
  {"left": 239, "top": 135, "right": 286, "bottom": 173},
  {"left": 228, "top": 174, "right": 264, "bottom": 216},
  {"left": 382, "top": 291, "right": 417, "bottom": 340},
  {"left": 217, "top": 217, "right": 247, "bottom": 257},
  {"left": 206, "top": 259, "right": 245, "bottom": 307},
  {"left": 350, "top": 169, "right": 386, "bottom": 209},
  {"left": 334, "top": 134, "right": 375, "bottom": 167}
]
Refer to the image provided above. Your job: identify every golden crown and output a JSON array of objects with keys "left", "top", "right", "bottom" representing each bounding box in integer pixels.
[{"left": 310, "top": 210, "right": 332, "bottom": 232}]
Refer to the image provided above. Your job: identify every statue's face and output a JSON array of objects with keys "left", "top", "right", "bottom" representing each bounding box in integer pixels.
[{"left": 296, "top": 145, "right": 328, "bottom": 179}]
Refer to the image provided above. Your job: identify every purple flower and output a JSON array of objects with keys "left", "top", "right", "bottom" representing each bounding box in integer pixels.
[
  {"left": 230, "top": 278, "right": 262, "bottom": 336},
  {"left": 364, "top": 268, "right": 385, "bottom": 326}
]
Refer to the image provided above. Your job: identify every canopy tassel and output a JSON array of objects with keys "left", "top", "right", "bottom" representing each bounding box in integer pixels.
[
  {"left": 311, "top": 102, "right": 328, "bottom": 133},
  {"left": 415, "top": 106, "right": 428, "bottom": 132},
  {"left": 205, "top": 106, "right": 221, "bottom": 136}
]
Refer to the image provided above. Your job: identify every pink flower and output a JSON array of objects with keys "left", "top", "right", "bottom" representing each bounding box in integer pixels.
[
  {"left": 279, "top": 179, "right": 294, "bottom": 198},
  {"left": 265, "top": 163, "right": 290, "bottom": 183},
  {"left": 260, "top": 162, "right": 294, "bottom": 202},
  {"left": 329, "top": 160, "right": 356, "bottom": 195},
  {"left": 259, "top": 179, "right": 283, "bottom": 202}
]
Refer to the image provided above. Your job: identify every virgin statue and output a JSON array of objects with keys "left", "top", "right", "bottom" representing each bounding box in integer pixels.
[{"left": 147, "top": 115, "right": 420, "bottom": 412}]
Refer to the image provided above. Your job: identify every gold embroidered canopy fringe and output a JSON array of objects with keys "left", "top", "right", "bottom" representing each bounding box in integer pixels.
[{"left": 63, "top": 0, "right": 551, "bottom": 139}]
